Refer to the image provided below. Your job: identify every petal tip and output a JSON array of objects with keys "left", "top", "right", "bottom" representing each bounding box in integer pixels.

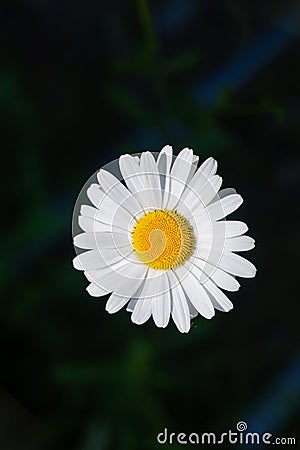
[{"left": 73, "top": 256, "right": 82, "bottom": 270}]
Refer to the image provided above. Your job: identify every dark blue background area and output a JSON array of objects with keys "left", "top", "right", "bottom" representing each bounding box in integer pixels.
[{"left": 0, "top": 1, "right": 299, "bottom": 449}]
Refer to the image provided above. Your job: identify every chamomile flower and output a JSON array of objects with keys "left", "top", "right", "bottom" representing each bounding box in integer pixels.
[{"left": 73, "top": 146, "right": 256, "bottom": 333}]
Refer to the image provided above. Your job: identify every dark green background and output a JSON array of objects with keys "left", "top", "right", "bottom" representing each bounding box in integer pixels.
[{"left": 0, "top": 1, "right": 299, "bottom": 449}]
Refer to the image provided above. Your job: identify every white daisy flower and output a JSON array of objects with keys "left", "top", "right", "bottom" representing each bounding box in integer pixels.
[{"left": 72, "top": 146, "right": 256, "bottom": 333}]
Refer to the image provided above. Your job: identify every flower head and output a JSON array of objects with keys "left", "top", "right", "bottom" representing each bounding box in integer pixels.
[{"left": 73, "top": 146, "right": 256, "bottom": 333}]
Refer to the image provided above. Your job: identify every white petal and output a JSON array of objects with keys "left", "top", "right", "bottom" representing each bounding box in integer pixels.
[
  {"left": 131, "top": 298, "right": 152, "bottom": 325},
  {"left": 74, "top": 232, "right": 93, "bottom": 249},
  {"left": 73, "top": 249, "right": 104, "bottom": 271},
  {"left": 210, "top": 267, "right": 240, "bottom": 292},
  {"left": 80, "top": 204, "right": 100, "bottom": 220},
  {"left": 218, "top": 188, "right": 237, "bottom": 198},
  {"left": 95, "top": 197, "right": 134, "bottom": 230},
  {"left": 140, "top": 152, "right": 162, "bottom": 208},
  {"left": 220, "top": 221, "right": 248, "bottom": 238},
  {"left": 119, "top": 154, "right": 145, "bottom": 194},
  {"left": 200, "top": 175, "right": 223, "bottom": 205},
  {"left": 78, "top": 215, "right": 124, "bottom": 233},
  {"left": 199, "top": 220, "right": 248, "bottom": 239},
  {"left": 84, "top": 261, "right": 126, "bottom": 284},
  {"left": 186, "top": 155, "right": 199, "bottom": 183},
  {"left": 193, "top": 259, "right": 240, "bottom": 292},
  {"left": 168, "top": 271, "right": 190, "bottom": 333},
  {"left": 151, "top": 272, "right": 171, "bottom": 328},
  {"left": 106, "top": 294, "right": 130, "bottom": 314},
  {"left": 211, "top": 187, "right": 237, "bottom": 203},
  {"left": 182, "top": 175, "right": 222, "bottom": 211},
  {"left": 130, "top": 270, "right": 165, "bottom": 325},
  {"left": 87, "top": 184, "right": 105, "bottom": 208},
  {"left": 73, "top": 246, "right": 132, "bottom": 271},
  {"left": 187, "top": 298, "right": 199, "bottom": 319},
  {"left": 206, "top": 194, "right": 243, "bottom": 221},
  {"left": 224, "top": 236, "right": 255, "bottom": 252},
  {"left": 126, "top": 298, "right": 137, "bottom": 312},
  {"left": 119, "top": 154, "right": 159, "bottom": 209},
  {"left": 203, "top": 279, "right": 233, "bottom": 312},
  {"left": 105, "top": 273, "right": 146, "bottom": 314},
  {"left": 166, "top": 148, "right": 194, "bottom": 210},
  {"left": 86, "top": 257, "right": 147, "bottom": 295},
  {"left": 157, "top": 145, "right": 173, "bottom": 191},
  {"left": 86, "top": 283, "right": 110, "bottom": 297},
  {"left": 219, "top": 252, "right": 256, "bottom": 278},
  {"left": 176, "top": 267, "right": 215, "bottom": 319},
  {"left": 74, "top": 231, "right": 131, "bottom": 250},
  {"left": 176, "top": 189, "right": 207, "bottom": 225},
  {"left": 199, "top": 157, "right": 217, "bottom": 177},
  {"left": 182, "top": 166, "right": 207, "bottom": 198},
  {"left": 80, "top": 204, "right": 132, "bottom": 232},
  {"left": 97, "top": 169, "right": 143, "bottom": 218}
]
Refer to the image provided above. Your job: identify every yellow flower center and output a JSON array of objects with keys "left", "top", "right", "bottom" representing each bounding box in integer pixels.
[{"left": 132, "top": 209, "right": 195, "bottom": 270}]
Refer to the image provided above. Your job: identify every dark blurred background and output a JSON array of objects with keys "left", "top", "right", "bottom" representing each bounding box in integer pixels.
[{"left": 0, "top": 0, "right": 299, "bottom": 449}]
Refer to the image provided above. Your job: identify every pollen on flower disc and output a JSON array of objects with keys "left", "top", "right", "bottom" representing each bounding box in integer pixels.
[{"left": 132, "top": 209, "right": 195, "bottom": 270}]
